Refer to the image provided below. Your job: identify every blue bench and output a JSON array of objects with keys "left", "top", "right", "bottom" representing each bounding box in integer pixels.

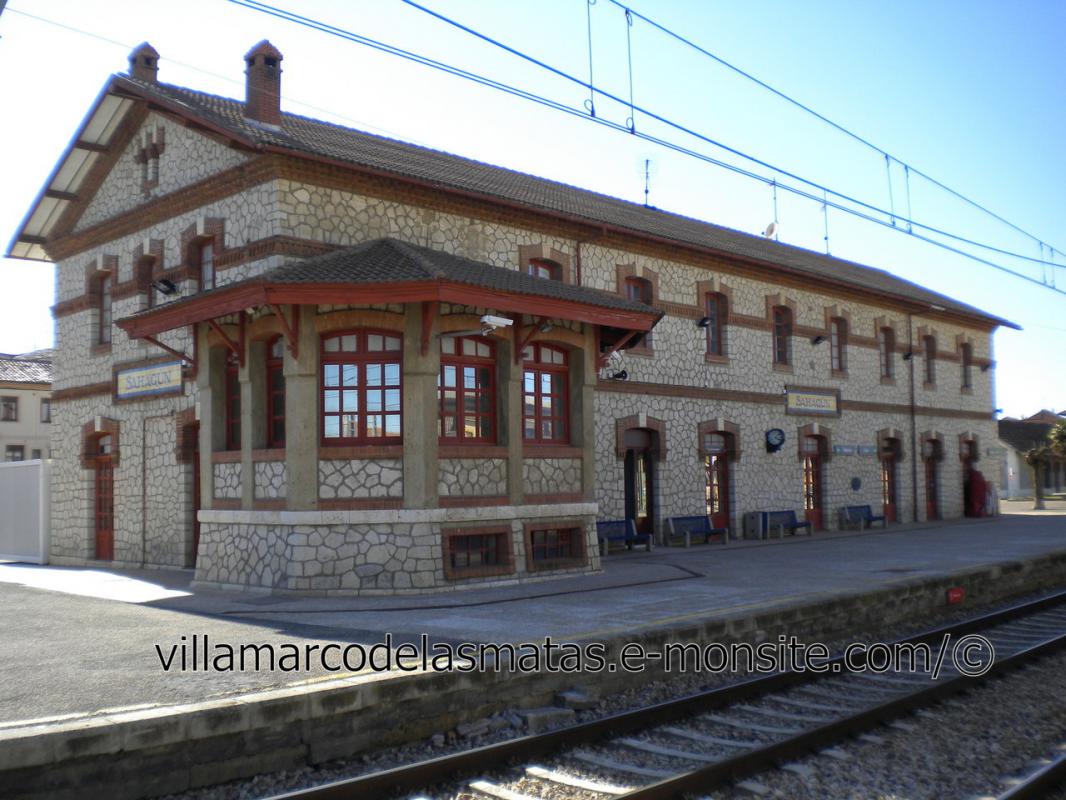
[
  {"left": 596, "top": 519, "right": 653, "bottom": 556},
  {"left": 762, "top": 510, "right": 813, "bottom": 539},
  {"left": 840, "top": 504, "right": 887, "bottom": 530},
  {"left": 666, "top": 515, "right": 728, "bottom": 547}
]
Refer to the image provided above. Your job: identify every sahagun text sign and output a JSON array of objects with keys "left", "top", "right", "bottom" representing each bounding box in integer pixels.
[
  {"left": 115, "top": 361, "right": 183, "bottom": 400},
  {"left": 785, "top": 386, "right": 840, "bottom": 417}
]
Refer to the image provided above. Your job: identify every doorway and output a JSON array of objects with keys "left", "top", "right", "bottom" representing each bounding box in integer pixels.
[
  {"left": 880, "top": 437, "right": 901, "bottom": 523},
  {"left": 94, "top": 435, "right": 114, "bottom": 561},
  {"left": 802, "top": 435, "right": 825, "bottom": 530},
  {"left": 923, "top": 438, "right": 942, "bottom": 520},
  {"left": 623, "top": 428, "right": 655, "bottom": 535},
  {"left": 703, "top": 432, "right": 732, "bottom": 532}
]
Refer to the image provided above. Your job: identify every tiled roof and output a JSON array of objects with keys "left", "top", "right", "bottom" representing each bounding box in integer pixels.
[
  {"left": 998, "top": 419, "right": 1053, "bottom": 453},
  {"left": 0, "top": 356, "right": 53, "bottom": 384},
  {"left": 118, "top": 76, "right": 1014, "bottom": 329},
  {"left": 125, "top": 238, "right": 659, "bottom": 321}
]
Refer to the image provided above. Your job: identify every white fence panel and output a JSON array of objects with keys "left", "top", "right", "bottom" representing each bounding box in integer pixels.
[{"left": 0, "top": 459, "right": 50, "bottom": 563}]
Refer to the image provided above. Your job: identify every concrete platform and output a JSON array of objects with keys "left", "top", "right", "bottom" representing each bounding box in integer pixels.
[
  {"left": 2, "top": 504, "right": 1064, "bottom": 729},
  {"left": 4, "top": 506, "right": 1066, "bottom": 800}
]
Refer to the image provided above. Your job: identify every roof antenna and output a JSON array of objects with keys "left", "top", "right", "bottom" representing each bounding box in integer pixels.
[{"left": 643, "top": 159, "right": 650, "bottom": 208}]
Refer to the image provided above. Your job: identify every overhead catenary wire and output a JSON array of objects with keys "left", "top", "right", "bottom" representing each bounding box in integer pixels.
[
  {"left": 395, "top": 0, "right": 1063, "bottom": 275},
  {"left": 607, "top": 0, "right": 1060, "bottom": 261},
  {"left": 225, "top": 0, "right": 1066, "bottom": 297}
]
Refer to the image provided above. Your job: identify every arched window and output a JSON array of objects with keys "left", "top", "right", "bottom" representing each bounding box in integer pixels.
[
  {"left": 527, "top": 258, "right": 561, "bottom": 281},
  {"left": 199, "top": 241, "right": 215, "bottom": 291},
  {"left": 923, "top": 335, "right": 937, "bottom": 385},
  {"left": 439, "top": 335, "right": 496, "bottom": 443},
  {"left": 321, "top": 330, "right": 402, "bottom": 444},
  {"left": 265, "top": 336, "right": 285, "bottom": 448},
  {"left": 704, "top": 293, "right": 727, "bottom": 357},
  {"left": 98, "top": 274, "right": 112, "bottom": 345},
  {"left": 829, "top": 317, "right": 848, "bottom": 373},
  {"left": 772, "top": 306, "right": 792, "bottom": 366},
  {"left": 960, "top": 343, "right": 973, "bottom": 389},
  {"left": 522, "top": 343, "right": 568, "bottom": 443},
  {"left": 878, "top": 327, "right": 895, "bottom": 379},
  {"left": 625, "top": 276, "right": 653, "bottom": 304},
  {"left": 224, "top": 351, "right": 241, "bottom": 451}
]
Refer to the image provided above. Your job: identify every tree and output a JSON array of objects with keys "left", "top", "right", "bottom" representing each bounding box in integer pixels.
[
  {"left": 1050, "top": 420, "right": 1066, "bottom": 457},
  {"left": 1025, "top": 446, "right": 1050, "bottom": 510}
]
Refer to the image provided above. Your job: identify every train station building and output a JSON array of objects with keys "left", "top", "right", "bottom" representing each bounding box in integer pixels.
[{"left": 7, "top": 42, "right": 1014, "bottom": 594}]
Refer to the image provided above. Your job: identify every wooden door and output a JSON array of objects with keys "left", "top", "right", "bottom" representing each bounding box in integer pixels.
[
  {"left": 705, "top": 453, "right": 731, "bottom": 531},
  {"left": 624, "top": 448, "right": 654, "bottom": 535},
  {"left": 925, "top": 457, "right": 940, "bottom": 520},
  {"left": 881, "top": 456, "right": 898, "bottom": 523},
  {"left": 94, "top": 436, "right": 114, "bottom": 561},
  {"left": 803, "top": 453, "right": 824, "bottom": 530}
]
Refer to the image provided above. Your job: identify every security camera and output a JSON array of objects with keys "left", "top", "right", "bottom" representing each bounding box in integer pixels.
[{"left": 480, "top": 315, "right": 514, "bottom": 330}]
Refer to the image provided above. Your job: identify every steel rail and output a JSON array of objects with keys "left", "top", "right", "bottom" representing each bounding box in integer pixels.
[
  {"left": 267, "top": 589, "right": 1066, "bottom": 800},
  {"left": 994, "top": 749, "right": 1066, "bottom": 800}
]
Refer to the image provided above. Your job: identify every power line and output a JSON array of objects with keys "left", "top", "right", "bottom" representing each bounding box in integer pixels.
[
  {"left": 226, "top": 0, "right": 1066, "bottom": 297},
  {"left": 398, "top": 0, "right": 1062, "bottom": 273},
  {"left": 608, "top": 0, "right": 1060, "bottom": 259},
  {"left": 0, "top": 5, "right": 432, "bottom": 148}
]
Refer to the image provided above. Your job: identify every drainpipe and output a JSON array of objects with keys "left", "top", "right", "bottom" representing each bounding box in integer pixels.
[{"left": 907, "top": 312, "right": 919, "bottom": 523}]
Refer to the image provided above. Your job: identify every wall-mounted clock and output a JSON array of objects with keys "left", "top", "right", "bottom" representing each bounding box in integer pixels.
[{"left": 766, "top": 428, "right": 785, "bottom": 453}]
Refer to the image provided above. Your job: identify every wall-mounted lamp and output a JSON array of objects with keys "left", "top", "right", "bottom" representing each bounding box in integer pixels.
[
  {"left": 810, "top": 335, "right": 827, "bottom": 345},
  {"left": 980, "top": 362, "right": 993, "bottom": 373},
  {"left": 609, "top": 370, "right": 629, "bottom": 381},
  {"left": 537, "top": 321, "right": 554, "bottom": 334},
  {"left": 696, "top": 316, "right": 712, "bottom": 328},
  {"left": 151, "top": 278, "right": 177, "bottom": 296},
  {"left": 902, "top": 351, "right": 914, "bottom": 361}
]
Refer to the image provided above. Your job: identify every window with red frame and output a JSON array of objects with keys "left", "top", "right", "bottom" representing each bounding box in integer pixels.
[
  {"left": 522, "top": 343, "right": 568, "bottom": 443},
  {"left": 321, "top": 330, "right": 402, "bottom": 444},
  {"left": 923, "top": 335, "right": 937, "bottom": 385},
  {"left": 98, "top": 275, "right": 112, "bottom": 344},
  {"left": 439, "top": 335, "right": 495, "bottom": 442},
  {"left": 879, "top": 327, "right": 895, "bottom": 379},
  {"left": 199, "top": 242, "right": 215, "bottom": 291},
  {"left": 960, "top": 342, "right": 973, "bottom": 389},
  {"left": 830, "top": 317, "right": 848, "bottom": 373},
  {"left": 224, "top": 351, "right": 241, "bottom": 450},
  {"left": 772, "top": 306, "right": 792, "bottom": 366},
  {"left": 527, "top": 258, "right": 561, "bottom": 281},
  {"left": 528, "top": 527, "right": 582, "bottom": 563},
  {"left": 704, "top": 292, "right": 727, "bottom": 356},
  {"left": 265, "top": 336, "right": 285, "bottom": 448},
  {"left": 450, "top": 531, "right": 505, "bottom": 570}
]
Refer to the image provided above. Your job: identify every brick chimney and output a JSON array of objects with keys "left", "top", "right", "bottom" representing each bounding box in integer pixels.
[
  {"left": 244, "top": 40, "right": 283, "bottom": 127},
  {"left": 128, "top": 43, "right": 160, "bottom": 83}
]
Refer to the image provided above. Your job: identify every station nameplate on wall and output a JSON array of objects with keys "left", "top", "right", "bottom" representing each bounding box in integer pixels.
[
  {"left": 784, "top": 387, "right": 840, "bottom": 417},
  {"left": 115, "top": 361, "right": 183, "bottom": 400}
]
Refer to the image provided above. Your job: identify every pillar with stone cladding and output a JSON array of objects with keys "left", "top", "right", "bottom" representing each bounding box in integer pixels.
[
  {"left": 402, "top": 303, "right": 439, "bottom": 508},
  {"left": 284, "top": 305, "right": 319, "bottom": 509}
]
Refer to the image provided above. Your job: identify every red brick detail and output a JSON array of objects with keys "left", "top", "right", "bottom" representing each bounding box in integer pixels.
[
  {"left": 318, "top": 498, "right": 403, "bottom": 510},
  {"left": 52, "top": 382, "right": 112, "bottom": 403},
  {"left": 518, "top": 243, "right": 572, "bottom": 284},
  {"left": 958, "top": 432, "right": 980, "bottom": 462},
  {"left": 441, "top": 524, "right": 515, "bottom": 581},
  {"left": 921, "top": 430, "right": 945, "bottom": 461},
  {"left": 244, "top": 41, "right": 284, "bottom": 126},
  {"left": 319, "top": 445, "right": 403, "bottom": 459},
  {"left": 251, "top": 499, "right": 286, "bottom": 510},
  {"left": 211, "top": 498, "right": 242, "bottom": 510},
  {"left": 614, "top": 414, "right": 667, "bottom": 459},
  {"left": 439, "top": 496, "right": 509, "bottom": 508},
  {"left": 181, "top": 218, "right": 226, "bottom": 287},
  {"left": 796, "top": 422, "right": 832, "bottom": 462},
  {"left": 877, "top": 427, "right": 906, "bottom": 460},
  {"left": 211, "top": 451, "right": 242, "bottom": 464},
  {"left": 697, "top": 419, "right": 742, "bottom": 461},
  {"left": 251, "top": 448, "right": 286, "bottom": 462},
  {"left": 438, "top": 445, "right": 509, "bottom": 459},
  {"left": 524, "top": 492, "right": 584, "bottom": 505},
  {"left": 81, "top": 417, "right": 120, "bottom": 468},
  {"left": 521, "top": 445, "right": 584, "bottom": 459}
]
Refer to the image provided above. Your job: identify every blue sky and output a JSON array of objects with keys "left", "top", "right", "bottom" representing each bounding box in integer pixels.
[{"left": 0, "top": 0, "right": 1063, "bottom": 416}]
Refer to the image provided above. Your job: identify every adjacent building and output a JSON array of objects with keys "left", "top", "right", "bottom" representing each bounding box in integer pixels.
[
  {"left": 6, "top": 42, "right": 1014, "bottom": 594},
  {"left": 0, "top": 350, "right": 53, "bottom": 462},
  {"left": 998, "top": 411, "right": 1065, "bottom": 499}
]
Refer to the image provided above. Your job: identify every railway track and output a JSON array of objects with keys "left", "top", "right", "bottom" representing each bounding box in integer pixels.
[
  {"left": 993, "top": 745, "right": 1066, "bottom": 799},
  {"left": 268, "top": 591, "right": 1066, "bottom": 800}
]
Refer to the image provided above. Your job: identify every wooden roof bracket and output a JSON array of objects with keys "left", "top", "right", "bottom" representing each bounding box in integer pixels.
[
  {"left": 142, "top": 335, "right": 196, "bottom": 369},
  {"left": 206, "top": 311, "right": 246, "bottom": 367},
  {"left": 598, "top": 329, "right": 639, "bottom": 369},
  {"left": 269, "top": 303, "right": 300, "bottom": 360},
  {"left": 514, "top": 316, "right": 548, "bottom": 364}
]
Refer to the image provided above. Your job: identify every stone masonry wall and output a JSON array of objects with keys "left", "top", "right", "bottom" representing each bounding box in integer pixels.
[
  {"left": 213, "top": 463, "right": 242, "bottom": 500},
  {"left": 253, "top": 461, "right": 287, "bottom": 500},
  {"left": 317, "top": 459, "right": 403, "bottom": 499},
  {"left": 437, "top": 458, "right": 507, "bottom": 498},
  {"left": 523, "top": 458, "right": 582, "bottom": 496}
]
